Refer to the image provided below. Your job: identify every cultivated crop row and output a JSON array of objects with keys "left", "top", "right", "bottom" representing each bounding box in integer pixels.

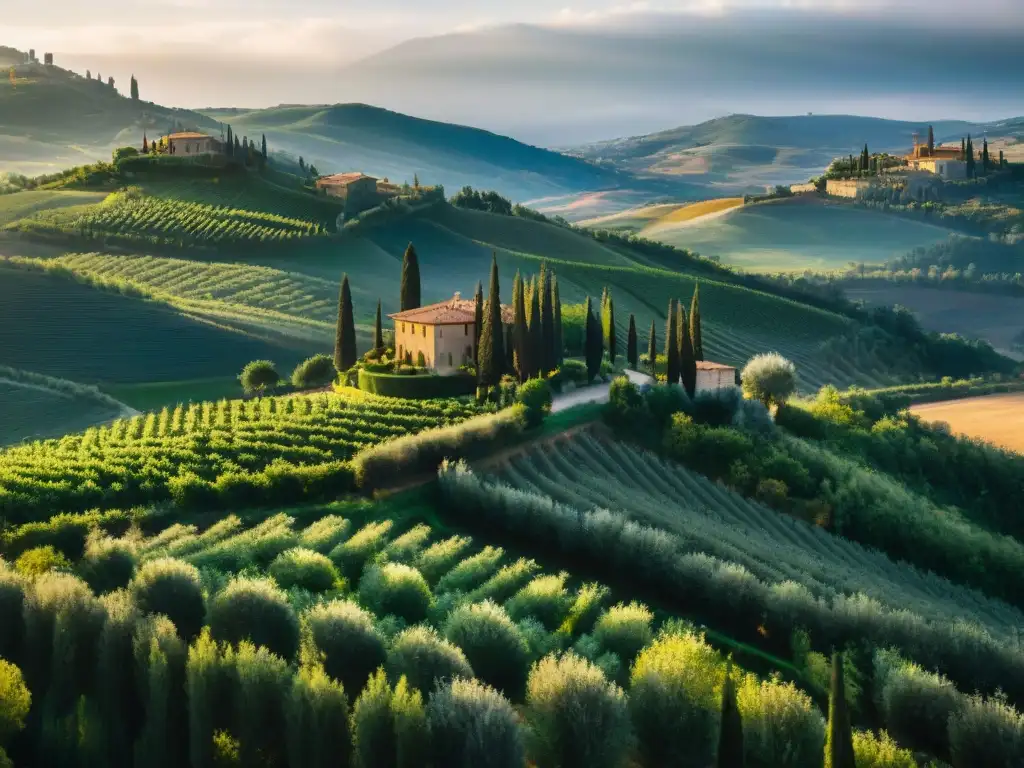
[{"left": 496, "top": 434, "right": 1024, "bottom": 641}]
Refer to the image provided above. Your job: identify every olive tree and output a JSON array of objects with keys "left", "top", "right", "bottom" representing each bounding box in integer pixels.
[{"left": 740, "top": 353, "right": 797, "bottom": 409}]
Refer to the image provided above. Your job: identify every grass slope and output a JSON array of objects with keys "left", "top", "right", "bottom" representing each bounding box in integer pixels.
[
  {"left": 648, "top": 199, "right": 954, "bottom": 272},
  {"left": 0, "top": 264, "right": 305, "bottom": 386},
  {"left": 0, "top": 190, "right": 107, "bottom": 226}
]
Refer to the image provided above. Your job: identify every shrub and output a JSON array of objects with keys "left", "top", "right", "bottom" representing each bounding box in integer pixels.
[
  {"left": 644, "top": 383, "right": 691, "bottom": 427},
  {"left": 291, "top": 354, "right": 336, "bottom": 389},
  {"left": 525, "top": 653, "right": 632, "bottom": 768},
  {"left": 560, "top": 582, "right": 610, "bottom": 637},
  {"left": 269, "top": 548, "right": 341, "bottom": 593},
  {"left": 78, "top": 533, "right": 137, "bottom": 594},
  {"left": 130, "top": 557, "right": 206, "bottom": 641},
  {"left": 948, "top": 693, "right": 1024, "bottom": 768},
  {"left": 304, "top": 600, "right": 386, "bottom": 697},
  {"left": 629, "top": 629, "right": 723, "bottom": 768},
  {"left": 518, "top": 378, "right": 553, "bottom": 427},
  {"left": 741, "top": 353, "right": 797, "bottom": 408},
  {"left": 298, "top": 516, "right": 351, "bottom": 554},
  {"left": 15, "top": 545, "right": 72, "bottom": 577},
  {"left": 358, "top": 563, "right": 433, "bottom": 624},
  {"left": 239, "top": 360, "right": 280, "bottom": 394},
  {"left": 427, "top": 678, "right": 525, "bottom": 768},
  {"left": 381, "top": 524, "right": 433, "bottom": 564},
  {"left": 357, "top": 368, "right": 477, "bottom": 399},
  {"left": 232, "top": 641, "right": 293, "bottom": 767},
  {"left": 350, "top": 669, "right": 427, "bottom": 768},
  {"left": 736, "top": 673, "right": 825, "bottom": 768},
  {"left": 0, "top": 566, "right": 25, "bottom": 660},
  {"left": 852, "top": 730, "right": 916, "bottom": 768},
  {"left": 592, "top": 602, "right": 654, "bottom": 667},
  {"left": 692, "top": 386, "right": 744, "bottom": 426},
  {"left": 443, "top": 601, "right": 531, "bottom": 699},
  {"left": 353, "top": 406, "right": 526, "bottom": 490},
  {"left": 873, "top": 649, "right": 961, "bottom": 757},
  {"left": 208, "top": 577, "right": 300, "bottom": 660},
  {"left": 0, "top": 659, "right": 31, "bottom": 743},
  {"left": 415, "top": 535, "right": 472, "bottom": 584},
  {"left": 505, "top": 573, "right": 573, "bottom": 631},
  {"left": 561, "top": 359, "right": 588, "bottom": 385},
  {"left": 330, "top": 520, "right": 393, "bottom": 579},
  {"left": 386, "top": 626, "right": 473, "bottom": 693},
  {"left": 436, "top": 546, "right": 504, "bottom": 593},
  {"left": 285, "top": 662, "right": 351, "bottom": 768}
]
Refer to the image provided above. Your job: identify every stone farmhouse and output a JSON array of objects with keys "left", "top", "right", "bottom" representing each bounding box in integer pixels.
[
  {"left": 389, "top": 293, "right": 513, "bottom": 374},
  {"left": 161, "top": 132, "right": 224, "bottom": 157},
  {"left": 905, "top": 140, "right": 967, "bottom": 180},
  {"left": 315, "top": 172, "right": 401, "bottom": 216},
  {"left": 696, "top": 361, "right": 737, "bottom": 392}
]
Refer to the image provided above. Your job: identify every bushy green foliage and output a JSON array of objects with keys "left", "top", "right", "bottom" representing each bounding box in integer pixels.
[
  {"left": 505, "top": 573, "right": 573, "bottom": 631},
  {"left": 560, "top": 582, "right": 610, "bottom": 637},
  {"left": 436, "top": 546, "right": 504, "bottom": 594},
  {"left": 286, "top": 661, "right": 352, "bottom": 768},
  {"left": 0, "top": 565, "right": 25, "bottom": 660},
  {"left": 741, "top": 353, "right": 797, "bottom": 407},
  {"left": 78, "top": 532, "right": 137, "bottom": 594},
  {"left": 735, "top": 673, "right": 825, "bottom": 768},
  {"left": 290, "top": 354, "right": 336, "bottom": 389},
  {"left": 443, "top": 601, "right": 530, "bottom": 699},
  {"left": 592, "top": 602, "right": 654, "bottom": 666},
  {"left": 269, "top": 547, "right": 341, "bottom": 592},
  {"left": 629, "top": 629, "right": 723, "bottom": 767},
  {"left": 304, "top": 600, "right": 386, "bottom": 699},
  {"left": 414, "top": 535, "right": 472, "bottom": 585},
  {"left": 948, "top": 692, "right": 1024, "bottom": 768},
  {"left": 386, "top": 626, "right": 473, "bottom": 694},
  {"left": 232, "top": 640, "right": 292, "bottom": 767},
  {"left": 851, "top": 730, "right": 916, "bottom": 768},
  {"left": 380, "top": 524, "right": 432, "bottom": 564},
  {"left": 525, "top": 653, "right": 632, "bottom": 768},
  {"left": 427, "top": 678, "right": 525, "bottom": 768},
  {"left": 0, "top": 659, "right": 30, "bottom": 743},
  {"left": 208, "top": 577, "right": 300, "bottom": 660},
  {"left": 15, "top": 545, "right": 70, "bottom": 577},
  {"left": 517, "top": 378, "right": 553, "bottom": 427},
  {"left": 358, "top": 563, "right": 433, "bottom": 624},
  {"left": 330, "top": 520, "right": 393, "bottom": 580},
  {"left": 239, "top": 359, "right": 280, "bottom": 394},
  {"left": 298, "top": 516, "right": 351, "bottom": 554}
]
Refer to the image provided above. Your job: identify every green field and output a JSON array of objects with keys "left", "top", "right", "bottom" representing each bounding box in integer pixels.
[
  {"left": 0, "top": 264, "right": 306, "bottom": 386},
  {"left": 0, "top": 189, "right": 107, "bottom": 226},
  {"left": 644, "top": 199, "right": 954, "bottom": 272}
]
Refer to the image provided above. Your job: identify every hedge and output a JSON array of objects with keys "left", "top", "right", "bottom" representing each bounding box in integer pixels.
[{"left": 358, "top": 369, "right": 476, "bottom": 399}]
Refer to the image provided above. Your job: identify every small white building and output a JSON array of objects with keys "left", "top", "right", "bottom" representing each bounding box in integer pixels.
[{"left": 696, "top": 361, "right": 737, "bottom": 393}]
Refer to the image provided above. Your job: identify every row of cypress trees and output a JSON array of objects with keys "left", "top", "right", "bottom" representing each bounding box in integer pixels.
[{"left": 640, "top": 285, "right": 704, "bottom": 396}]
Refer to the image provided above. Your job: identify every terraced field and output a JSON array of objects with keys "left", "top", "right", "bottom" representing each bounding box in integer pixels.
[
  {"left": 0, "top": 390, "right": 479, "bottom": 523},
  {"left": 0, "top": 264, "right": 305, "bottom": 385},
  {"left": 493, "top": 433, "right": 1023, "bottom": 642}
]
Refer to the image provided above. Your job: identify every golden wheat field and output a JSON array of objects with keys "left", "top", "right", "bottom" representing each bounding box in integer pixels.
[
  {"left": 655, "top": 197, "right": 745, "bottom": 225},
  {"left": 911, "top": 392, "right": 1024, "bottom": 453}
]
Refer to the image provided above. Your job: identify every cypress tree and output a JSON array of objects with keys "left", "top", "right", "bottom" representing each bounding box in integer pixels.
[
  {"left": 665, "top": 299, "right": 680, "bottom": 385},
  {"left": 605, "top": 293, "right": 617, "bottom": 367},
  {"left": 130, "top": 75, "right": 139, "bottom": 100},
  {"left": 261, "top": 134, "right": 267, "bottom": 161},
  {"left": 584, "top": 297, "right": 602, "bottom": 382},
  {"left": 473, "top": 281, "right": 483, "bottom": 365},
  {"left": 679, "top": 302, "right": 696, "bottom": 397},
  {"left": 647, "top": 320, "right": 657, "bottom": 377},
  {"left": 400, "top": 243, "right": 421, "bottom": 311},
  {"left": 226, "top": 125, "right": 233, "bottom": 156},
  {"left": 552, "top": 275, "right": 563, "bottom": 366},
  {"left": 626, "top": 314, "right": 638, "bottom": 370},
  {"left": 539, "top": 262, "right": 554, "bottom": 375},
  {"left": 528, "top": 278, "right": 541, "bottom": 380},
  {"left": 927, "top": 125, "right": 935, "bottom": 154},
  {"left": 1000, "top": 149, "right": 1005, "bottom": 168},
  {"left": 478, "top": 255, "right": 505, "bottom": 387},
  {"left": 966, "top": 135, "right": 976, "bottom": 177},
  {"left": 689, "top": 283, "right": 704, "bottom": 361},
  {"left": 335, "top": 274, "right": 357, "bottom": 371},
  {"left": 961, "top": 137, "right": 966, "bottom": 161},
  {"left": 512, "top": 271, "right": 527, "bottom": 381},
  {"left": 982, "top": 138, "right": 990, "bottom": 171},
  {"left": 717, "top": 664, "right": 744, "bottom": 768},
  {"left": 374, "top": 299, "right": 383, "bottom": 353},
  {"left": 824, "top": 652, "right": 856, "bottom": 768}
]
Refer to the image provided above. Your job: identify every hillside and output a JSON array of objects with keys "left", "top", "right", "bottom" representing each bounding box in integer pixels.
[
  {"left": 0, "top": 48, "right": 221, "bottom": 175},
  {"left": 199, "top": 103, "right": 674, "bottom": 203}
]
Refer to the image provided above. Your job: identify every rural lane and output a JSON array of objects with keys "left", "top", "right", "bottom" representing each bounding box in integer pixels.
[{"left": 551, "top": 369, "right": 653, "bottom": 413}]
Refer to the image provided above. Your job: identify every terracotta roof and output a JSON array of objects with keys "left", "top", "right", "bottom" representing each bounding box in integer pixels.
[
  {"left": 317, "top": 172, "right": 376, "bottom": 186},
  {"left": 696, "top": 361, "right": 736, "bottom": 371},
  {"left": 390, "top": 294, "right": 514, "bottom": 325},
  {"left": 166, "top": 132, "right": 214, "bottom": 140}
]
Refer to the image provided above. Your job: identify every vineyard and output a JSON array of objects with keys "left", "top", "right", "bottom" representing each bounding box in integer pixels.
[
  {"left": 6, "top": 188, "right": 330, "bottom": 248},
  {"left": 492, "top": 433, "right": 1024, "bottom": 643},
  {"left": 0, "top": 391, "right": 481, "bottom": 523}
]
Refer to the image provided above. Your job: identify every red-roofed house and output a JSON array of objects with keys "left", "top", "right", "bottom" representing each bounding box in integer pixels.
[
  {"left": 696, "top": 360, "right": 738, "bottom": 393},
  {"left": 389, "top": 293, "right": 513, "bottom": 373},
  {"left": 162, "top": 132, "right": 224, "bottom": 156}
]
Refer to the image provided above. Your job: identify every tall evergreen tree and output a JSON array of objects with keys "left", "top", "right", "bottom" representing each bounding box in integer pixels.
[
  {"left": 605, "top": 293, "right": 617, "bottom": 367},
  {"left": 717, "top": 664, "right": 744, "bottom": 768},
  {"left": 960, "top": 136, "right": 966, "bottom": 161},
  {"left": 665, "top": 300, "right": 680, "bottom": 385},
  {"left": 626, "top": 314, "right": 638, "bottom": 370},
  {"left": 584, "top": 297, "right": 603, "bottom": 382},
  {"left": 478, "top": 255, "right": 505, "bottom": 387},
  {"left": 473, "top": 281, "right": 483, "bottom": 364},
  {"left": 528, "top": 279, "right": 541, "bottom": 380},
  {"left": 1000, "top": 149, "right": 1006, "bottom": 168},
  {"left": 130, "top": 75, "right": 139, "bottom": 100},
  {"left": 142, "top": 133, "right": 149, "bottom": 153},
  {"left": 689, "top": 283, "right": 704, "bottom": 361},
  {"left": 647, "top": 320, "right": 657, "bottom": 377},
  {"left": 226, "top": 125, "right": 233, "bottom": 157},
  {"left": 539, "top": 263, "right": 555, "bottom": 375},
  {"left": 512, "top": 272, "right": 528, "bottom": 381},
  {"left": 966, "top": 135, "right": 976, "bottom": 177},
  {"left": 982, "top": 138, "right": 990, "bottom": 171},
  {"left": 678, "top": 302, "right": 696, "bottom": 397},
  {"left": 927, "top": 125, "right": 935, "bottom": 154},
  {"left": 824, "top": 652, "right": 856, "bottom": 768},
  {"left": 552, "top": 275, "right": 563, "bottom": 366},
  {"left": 335, "top": 274, "right": 357, "bottom": 371},
  {"left": 400, "top": 243, "right": 421, "bottom": 311},
  {"left": 374, "top": 299, "right": 384, "bottom": 353},
  {"left": 260, "top": 134, "right": 267, "bottom": 162},
  {"left": 861, "top": 144, "right": 869, "bottom": 171}
]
